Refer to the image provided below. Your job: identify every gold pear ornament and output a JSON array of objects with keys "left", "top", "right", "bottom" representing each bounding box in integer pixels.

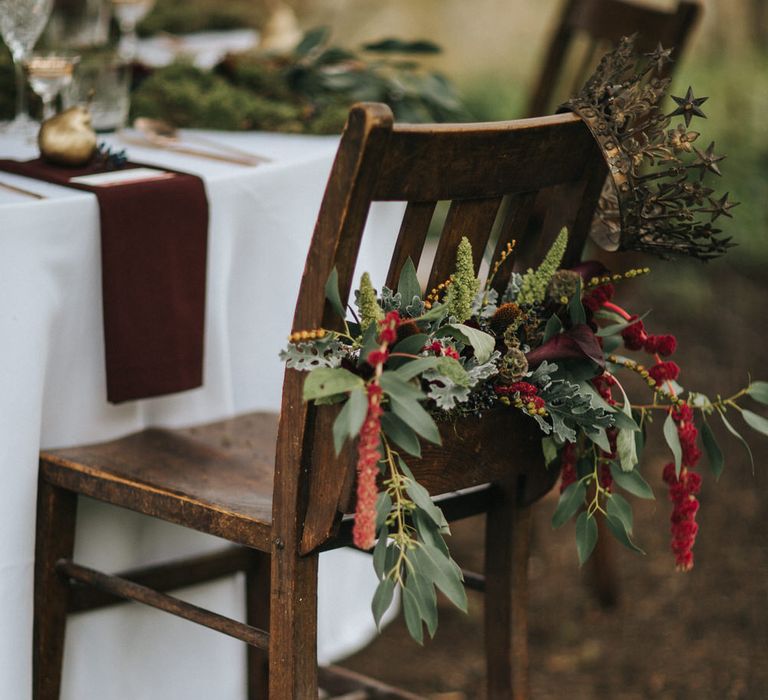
[{"left": 38, "top": 106, "right": 98, "bottom": 167}]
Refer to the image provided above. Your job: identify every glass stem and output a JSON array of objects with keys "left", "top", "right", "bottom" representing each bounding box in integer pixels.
[
  {"left": 14, "top": 57, "right": 28, "bottom": 120},
  {"left": 42, "top": 97, "right": 55, "bottom": 122}
]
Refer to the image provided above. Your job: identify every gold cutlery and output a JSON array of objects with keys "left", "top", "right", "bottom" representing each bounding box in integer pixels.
[
  {"left": 134, "top": 118, "right": 271, "bottom": 165},
  {"left": 0, "top": 180, "right": 46, "bottom": 199}
]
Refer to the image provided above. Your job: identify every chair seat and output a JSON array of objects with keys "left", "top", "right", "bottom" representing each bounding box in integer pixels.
[{"left": 40, "top": 412, "right": 279, "bottom": 550}]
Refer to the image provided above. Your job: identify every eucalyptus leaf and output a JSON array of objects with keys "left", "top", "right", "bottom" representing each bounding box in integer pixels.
[
  {"left": 324, "top": 267, "right": 346, "bottom": 319},
  {"left": 663, "top": 411, "right": 683, "bottom": 478},
  {"left": 389, "top": 394, "right": 442, "bottom": 445},
  {"left": 588, "top": 428, "right": 611, "bottom": 453},
  {"left": 400, "top": 457, "right": 448, "bottom": 528},
  {"left": 381, "top": 412, "right": 421, "bottom": 457},
  {"left": 397, "top": 257, "right": 422, "bottom": 306},
  {"left": 412, "top": 508, "right": 449, "bottom": 555},
  {"left": 440, "top": 324, "right": 495, "bottom": 364},
  {"left": 392, "top": 333, "right": 429, "bottom": 357},
  {"left": 401, "top": 586, "right": 424, "bottom": 644},
  {"left": 575, "top": 511, "right": 598, "bottom": 566},
  {"left": 372, "top": 532, "right": 389, "bottom": 577},
  {"left": 375, "top": 492, "right": 393, "bottom": 532},
  {"left": 371, "top": 577, "right": 396, "bottom": 629},
  {"left": 605, "top": 513, "right": 645, "bottom": 554},
  {"left": 303, "top": 367, "right": 364, "bottom": 401},
  {"left": 700, "top": 419, "right": 724, "bottom": 480},
  {"left": 609, "top": 463, "right": 654, "bottom": 499},
  {"left": 406, "top": 571, "right": 438, "bottom": 637},
  {"left": 332, "top": 387, "right": 367, "bottom": 455},
  {"left": 747, "top": 381, "right": 768, "bottom": 405},
  {"left": 606, "top": 492, "right": 633, "bottom": 534},
  {"left": 380, "top": 372, "right": 425, "bottom": 402},
  {"left": 719, "top": 408, "right": 755, "bottom": 472},
  {"left": 552, "top": 480, "right": 586, "bottom": 529},
  {"left": 411, "top": 544, "right": 467, "bottom": 612},
  {"left": 742, "top": 409, "right": 768, "bottom": 437},
  {"left": 395, "top": 356, "right": 442, "bottom": 380}
]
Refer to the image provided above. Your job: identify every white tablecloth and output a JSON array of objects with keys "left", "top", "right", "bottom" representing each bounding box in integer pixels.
[{"left": 0, "top": 130, "right": 402, "bottom": 699}]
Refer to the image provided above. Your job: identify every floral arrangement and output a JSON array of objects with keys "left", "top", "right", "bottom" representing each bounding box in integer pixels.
[{"left": 281, "top": 230, "right": 768, "bottom": 643}]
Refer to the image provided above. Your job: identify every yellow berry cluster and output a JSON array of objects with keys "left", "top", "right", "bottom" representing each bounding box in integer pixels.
[
  {"left": 496, "top": 393, "right": 547, "bottom": 416},
  {"left": 587, "top": 267, "right": 651, "bottom": 288},
  {"left": 423, "top": 278, "right": 452, "bottom": 310},
  {"left": 288, "top": 328, "right": 327, "bottom": 343},
  {"left": 518, "top": 398, "right": 548, "bottom": 416},
  {"left": 490, "top": 240, "right": 517, "bottom": 278}
]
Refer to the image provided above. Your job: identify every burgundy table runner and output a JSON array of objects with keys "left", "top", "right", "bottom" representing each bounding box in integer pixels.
[{"left": 0, "top": 158, "right": 208, "bottom": 403}]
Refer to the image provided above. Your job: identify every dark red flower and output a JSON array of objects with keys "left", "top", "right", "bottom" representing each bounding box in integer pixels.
[
  {"left": 645, "top": 334, "right": 677, "bottom": 357},
  {"left": 648, "top": 361, "right": 680, "bottom": 386},
  {"left": 367, "top": 349, "right": 390, "bottom": 367},
  {"left": 621, "top": 317, "right": 647, "bottom": 351}
]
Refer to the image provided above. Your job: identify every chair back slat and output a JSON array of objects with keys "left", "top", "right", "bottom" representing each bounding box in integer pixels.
[
  {"left": 426, "top": 197, "right": 502, "bottom": 292},
  {"left": 275, "top": 104, "right": 607, "bottom": 554},
  {"left": 385, "top": 201, "right": 437, "bottom": 289},
  {"left": 527, "top": 0, "right": 701, "bottom": 117},
  {"left": 371, "top": 116, "right": 602, "bottom": 200},
  {"left": 489, "top": 192, "right": 539, "bottom": 294}
]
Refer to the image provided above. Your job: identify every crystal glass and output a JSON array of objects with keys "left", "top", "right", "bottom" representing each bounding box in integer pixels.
[
  {"left": 0, "top": 0, "right": 54, "bottom": 133},
  {"left": 111, "top": 0, "right": 155, "bottom": 62},
  {"left": 24, "top": 51, "right": 78, "bottom": 121},
  {"left": 63, "top": 50, "right": 129, "bottom": 132}
]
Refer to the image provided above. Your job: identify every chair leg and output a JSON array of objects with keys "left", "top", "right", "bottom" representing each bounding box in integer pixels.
[
  {"left": 268, "top": 549, "right": 319, "bottom": 700},
  {"left": 484, "top": 483, "right": 531, "bottom": 700},
  {"left": 246, "top": 549, "right": 271, "bottom": 699},
  {"left": 33, "top": 477, "right": 77, "bottom": 700}
]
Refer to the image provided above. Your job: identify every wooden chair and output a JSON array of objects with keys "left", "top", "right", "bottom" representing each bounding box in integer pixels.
[
  {"left": 34, "top": 103, "right": 607, "bottom": 699},
  {"left": 527, "top": 0, "right": 701, "bottom": 117}
]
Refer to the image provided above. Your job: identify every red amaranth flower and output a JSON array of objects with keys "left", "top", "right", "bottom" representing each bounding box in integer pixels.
[
  {"left": 648, "top": 361, "right": 680, "bottom": 386},
  {"left": 424, "top": 340, "right": 460, "bottom": 359},
  {"left": 662, "top": 403, "right": 703, "bottom": 571},
  {"left": 645, "top": 334, "right": 677, "bottom": 357},
  {"left": 621, "top": 317, "right": 647, "bottom": 350},
  {"left": 378, "top": 311, "right": 401, "bottom": 344},
  {"left": 583, "top": 283, "right": 615, "bottom": 312},
  {"left": 366, "top": 349, "right": 390, "bottom": 366},
  {"left": 592, "top": 373, "right": 617, "bottom": 404},
  {"left": 352, "top": 384, "right": 384, "bottom": 550},
  {"left": 508, "top": 381, "right": 538, "bottom": 396}
]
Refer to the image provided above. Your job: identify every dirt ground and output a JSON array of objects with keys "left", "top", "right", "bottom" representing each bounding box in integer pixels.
[{"left": 339, "top": 262, "right": 768, "bottom": 699}]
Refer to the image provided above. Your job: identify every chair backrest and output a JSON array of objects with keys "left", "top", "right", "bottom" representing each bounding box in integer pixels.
[
  {"left": 274, "top": 103, "right": 607, "bottom": 554},
  {"left": 527, "top": 0, "right": 701, "bottom": 117}
]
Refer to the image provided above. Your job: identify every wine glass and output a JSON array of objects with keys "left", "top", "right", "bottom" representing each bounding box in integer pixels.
[
  {"left": 111, "top": 0, "right": 155, "bottom": 62},
  {"left": 25, "top": 51, "right": 79, "bottom": 121},
  {"left": 0, "top": 0, "right": 54, "bottom": 134}
]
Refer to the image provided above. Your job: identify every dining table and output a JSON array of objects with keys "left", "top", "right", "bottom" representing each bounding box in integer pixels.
[{"left": 0, "top": 126, "right": 403, "bottom": 699}]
